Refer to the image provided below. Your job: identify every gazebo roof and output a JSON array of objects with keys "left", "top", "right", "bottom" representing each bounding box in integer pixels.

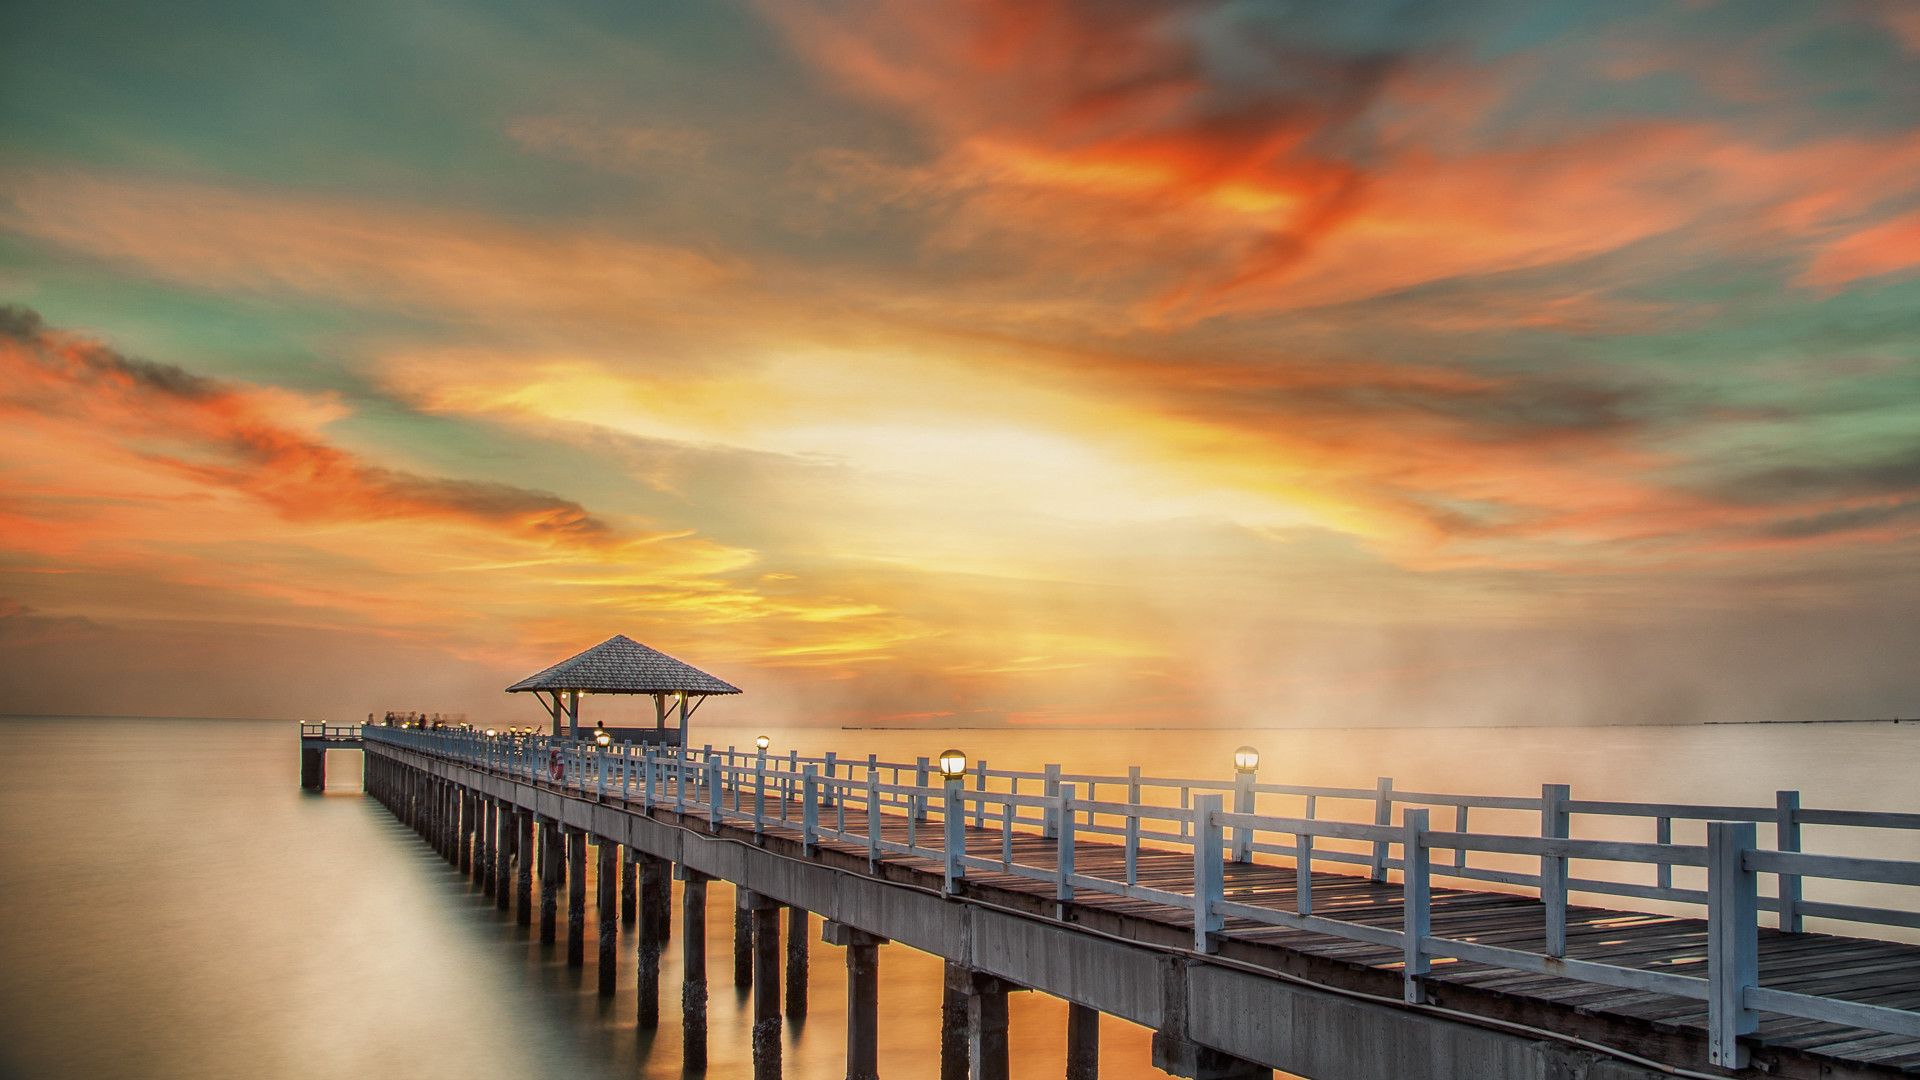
[{"left": 504, "top": 635, "right": 742, "bottom": 696}]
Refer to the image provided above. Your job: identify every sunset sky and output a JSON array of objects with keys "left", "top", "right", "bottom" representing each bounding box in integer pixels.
[{"left": 3, "top": 0, "right": 1919, "bottom": 729}]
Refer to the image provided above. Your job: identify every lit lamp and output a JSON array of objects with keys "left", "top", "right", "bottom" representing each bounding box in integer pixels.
[
  {"left": 594, "top": 727, "right": 611, "bottom": 748},
  {"left": 485, "top": 728, "right": 497, "bottom": 738},
  {"left": 1231, "top": 745, "right": 1259, "bottom": 863},
  {"left": 755, "top": 734, "right": 770, "bottom": 752},
  {"left": 937, "top": 749, "right": 968, "bottom": 782}
]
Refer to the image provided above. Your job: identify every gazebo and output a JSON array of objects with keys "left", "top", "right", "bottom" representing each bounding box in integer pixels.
[{"left": 505, "top": 634, "right": 741, "bottom": 745}]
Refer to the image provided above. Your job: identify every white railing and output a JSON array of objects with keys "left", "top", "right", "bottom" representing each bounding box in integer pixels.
[
  {"left": 361, "top": 724, "right": 1920, "bottom": 1068},
  {"left": 299, "top": 722, "right": 364, "bottom": 739}
]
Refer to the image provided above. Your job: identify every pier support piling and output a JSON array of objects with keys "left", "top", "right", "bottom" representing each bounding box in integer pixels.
[
  {"left": 495, "top": 799, "right": 512, "bottom": 911},
  {"left": 598, "top": 839, "right": 618, "bottom": 995},
  {"left": 300, "top": 747, "right": 324, "bottom": 791},
  {"left": 480, "top": 798, "right": 496, "bottom": 896},
  {"left": 621, "top": 847, "right": 637, "bottom": 926},
  {"left": 734, "top": 901, "right": 754, "bottom": 990},
  {"left": 824, "top": 921, "right": 886, "bottom": 1080},
  {"left": 681, "top": 868, "right": 710, "bottom": 1072},
  {"left": 514, "top": 810, "right": 532, "bottom": 926},
  {"left": 567, "top": 828, "right": 587, "bottom": 967},
  {"left": 637, "top": 855, "right": 669, "bottom": 1028},
  {"left": 964, "top": 973, "right": 1010, "bottom": 1080},
  {"left": 941, "top": 962, "right": 969, "bottom": 1080},
  {"left": 786, "top": 905, "right": 808, "bottom": 1021},
  {"left": 539, "top": 818, "right": 560, "bottom": 945},
  {"left": 458, "top": 791, "right": 473, "bottom": 875},
  {"left": 747, "top": 891, "right": 783, "bottom": 1080},
  {"left": 1066, "top": 1002, "right": 1099, "bottom": 1080}
]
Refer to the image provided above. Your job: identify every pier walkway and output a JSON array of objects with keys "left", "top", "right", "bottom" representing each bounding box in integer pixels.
[{"left": 316, "top": 724, "right": 1920, "bottom": 1080}]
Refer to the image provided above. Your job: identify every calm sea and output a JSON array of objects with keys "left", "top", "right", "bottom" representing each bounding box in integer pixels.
[{"left": 0, "top": 717, "right": 1914, "bottom": 1080}]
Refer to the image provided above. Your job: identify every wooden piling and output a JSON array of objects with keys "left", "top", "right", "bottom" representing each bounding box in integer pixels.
[
  {"left": 621, "top": 847, "right": 637, "bottom": 926},
  {"left": 479, "top": 798, "right": 496, "bottom": 896},
  {"left": 495, "top": 799, "right": 512, "bottom": 910},
  {"left": 966, "top": 974, "right": 1010, "bottom": 1080},
  {"left": 567, "top": 829, "right": 587, "bottom": 967},
  {"left": 637, "top": 856, "right": 667, "bottom": 1028},
  {"left": 824, "top": 922, "right": 885, "bottom": 1080},
  {"left": 1066, "top": 1002, "right": 1099, "bottom": 1080},
  {"left": 539, "top": 819, "right": 559, "bottom": 945},
  {"left": 300, "top": 747, "right": 324, "bottom": 791},
  {"left": 734, "top": 902, "right": 754, "bottom": 990},
  {"left": 941, "top": 961, "right": 969, "bottom": 1080},
  {"left": 598, "top": 840, "right": 618, "bottom": 995},
  {"left": 514, "top": 810, "right": 533, "bottom": 927},
  {"left": 785, "top": 905, "right": 808, "bottom": 1021},
  {"left": 753, "top": 901, "right": 782, "bottom": 1080},
  {"left": 458, "top": 791, "right": 473, "bottom": 875},
  {"left": 682, "top": 871, "right": 709, "bottom": 1071}
]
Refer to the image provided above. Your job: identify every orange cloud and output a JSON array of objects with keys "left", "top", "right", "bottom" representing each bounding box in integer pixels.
[
  {"left": 767, "top": 0, "right": 1920, "bottom": 322},
  {"left": 0, "top": 306, "right": 608, "bottom": 544},
  {"left": 1800, "top": 209, "right": 1920, "bottom": 289}
]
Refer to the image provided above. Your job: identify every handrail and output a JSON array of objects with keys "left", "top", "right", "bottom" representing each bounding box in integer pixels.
[{"left": 358, "top": 722, "right": 1920, "bottom": 1064}]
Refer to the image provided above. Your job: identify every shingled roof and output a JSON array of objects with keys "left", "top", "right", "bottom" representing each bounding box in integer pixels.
[{"left": 504, "top": 635, "right": 742, "bottom": 695}]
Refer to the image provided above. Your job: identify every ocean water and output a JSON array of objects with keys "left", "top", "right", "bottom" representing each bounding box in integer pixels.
[{"left": 0, "top": 717, "right": 1914, "bottom": 1080}]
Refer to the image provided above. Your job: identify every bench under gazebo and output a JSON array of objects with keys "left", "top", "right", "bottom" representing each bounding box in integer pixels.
[{"left": 505, "top": 634, "right": 740, "bottom": 746}]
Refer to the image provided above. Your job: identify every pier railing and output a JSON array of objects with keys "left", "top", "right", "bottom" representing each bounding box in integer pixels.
[{"left": 362, "top": 724, "right": 1920, "bottom": 1069}]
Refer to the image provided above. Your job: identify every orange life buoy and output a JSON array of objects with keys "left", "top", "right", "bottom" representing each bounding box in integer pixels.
[{"left": 548, "top": 750, "right": 565, "bottom": 782}]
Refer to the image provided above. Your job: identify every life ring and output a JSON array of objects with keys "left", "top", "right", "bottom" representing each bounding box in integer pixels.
[{"left": 548, "top": 750, "right": 565, "bottom": 782}]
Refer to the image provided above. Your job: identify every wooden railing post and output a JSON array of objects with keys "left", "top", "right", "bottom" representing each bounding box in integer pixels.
[
  {"left": 1403, "top": 809, "right": 1431, "bottom": 1004},
  {"left": 866, "top": 767, "right": 881, "bottom": 869},
  {"left": 1777, "top": 790, "right": 1802, "bottom": 932},
  {"left": 1370, "top": 777, "right": 1394, "bottom": 882},
  {"left": 944, "top": 777, "right": 965, "bottom": 894},
  {"left": 1231, "top": 768, "right": 1256, "bottom": 863},
  {"left": 1057, "top": 783, "right": 1076, "bottom": 911},
  {"left": 707, "top": 759, "right": 722, "bottom": 830},
  {"left": 822, "top": 751, "right": 837, "bottom": 808},
  {"left": 803, "top": 765, "right": 819, "bottom": 854},
  {"left": 1193, "top": 794, "right": 1224, "bottom": 953},
  {"left": 1708, "top": 821, "right": 1759, "bottom": 1069},
  {"left": 974, "top": 759, "right": 987, "bottom": 830},
  {"left": 1044, "top": 764, "right": 1062, "bottom": 838},
  {"left": 754, "top": 752, "right": 767, "bottom": 838},
  {"left": 1542, "top": 783, "right": 1571, "bottom": 957},
  {"left": 1296, "top": 825, "right": 1314, "bottom": 917},
  {"left": 915, "top": 757, "right": 931, "bottom": 822}
]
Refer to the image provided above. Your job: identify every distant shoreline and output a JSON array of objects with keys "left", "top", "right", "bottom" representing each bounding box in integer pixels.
[{"left": 842, "top": 717, "right": 1914, "bottom": 731}]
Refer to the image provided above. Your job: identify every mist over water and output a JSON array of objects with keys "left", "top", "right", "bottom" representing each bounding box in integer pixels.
[{"left": 0, "top": 717, "right": 1914, "bottom": 1079}]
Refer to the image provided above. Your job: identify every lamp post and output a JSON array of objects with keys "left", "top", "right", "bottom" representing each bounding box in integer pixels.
[
  {"left": 1232, "top": 746, "right": 1259, "bottom": 863},
  {"left": 754, "top": 735, "right": 770, "bottom": 834},
  {"left": 938, "top": 750, "right": 967, "bottom": 892}
]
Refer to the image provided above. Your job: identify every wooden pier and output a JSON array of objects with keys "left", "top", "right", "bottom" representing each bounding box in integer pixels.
[{"left": 316, "top": 723, "right": 1920, "bottom": 1080}]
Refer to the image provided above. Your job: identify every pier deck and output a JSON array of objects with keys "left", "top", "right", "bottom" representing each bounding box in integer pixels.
[{"left": 346, "top": 727, "right": 1920, "bottom": 1080}]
